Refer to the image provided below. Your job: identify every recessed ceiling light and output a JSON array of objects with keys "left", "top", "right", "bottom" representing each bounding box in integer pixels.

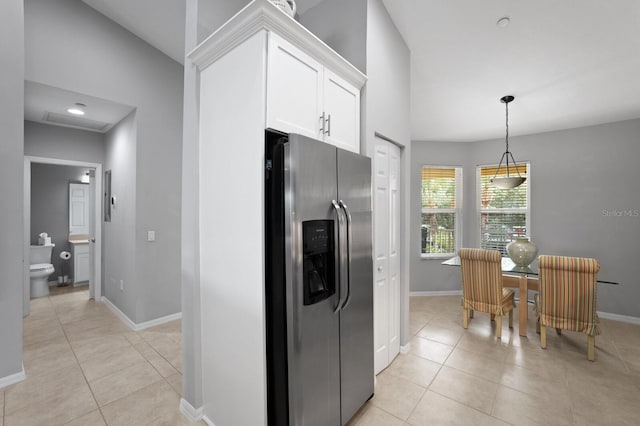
[
  {"left": 67, "top": 102, "right": 86, "bottom": 116},
  {"left": 496, "top": 17, "right": 510, "bottom": 28}
]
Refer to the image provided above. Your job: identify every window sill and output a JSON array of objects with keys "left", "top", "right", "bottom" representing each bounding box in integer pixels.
[{"left": 420, "top": 254, "right": 454, "bottom": 260}]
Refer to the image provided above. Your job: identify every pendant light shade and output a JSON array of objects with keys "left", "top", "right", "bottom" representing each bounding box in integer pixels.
[{"left": 490, "top": 95, "right": 526, "bottom": 189}]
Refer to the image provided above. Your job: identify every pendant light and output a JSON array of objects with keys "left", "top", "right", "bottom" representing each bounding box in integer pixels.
[{"left": 490, "top": 95, "right": 526, "bottom": 189}]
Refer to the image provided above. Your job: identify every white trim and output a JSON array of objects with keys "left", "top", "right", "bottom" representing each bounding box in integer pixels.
[
  {"left": 202, "top": 415, "right": 216, "bottom": 426},
  {"left": 419, "top": 165, "right": 463, "bottom": 258},
  {"left": 410, "top": 290, "right": 462, "bottom": 297},
  {"left": 24, "top": 156, "right": 103, "bottom": 307},
  {"left": 101, "top": 296, "right": 182, "bottom": 331},
  {"left": 179, "top": 398, "right": 203, "bottom": 422},
  {"left": 188, "top": 0, "right": 366, "bottom": 88},
  {"left": 597, "top": 311, "right": 640, "bottom": 325},
  {"left": 0, "top": 365, "right": 25, "bottom": 389},
  {"left": 476, "top": 162, "right": 531, "bottom": 250},
  {"left": 400, "top": 343, "right": 411, "bottom": 354}
]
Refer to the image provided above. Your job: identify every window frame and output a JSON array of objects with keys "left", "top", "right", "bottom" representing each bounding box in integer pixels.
[
  {"left": 476, "top": 162, "right": 531, "bottom": 254},
  {"left": 420, "top": 165, "right": 463, "bottom": 259}
]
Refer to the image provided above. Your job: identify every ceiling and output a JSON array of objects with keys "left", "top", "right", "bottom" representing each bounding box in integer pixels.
[
  {"left": 382, "top": 0, "right": 640, "bottom": 141},
  {"left": 25, "top": 81, "right": 134, "bottom": 133},
  {"left": 80, "top": 0, "right": 326, "bottom": 65},
  {"left": 77, "top": 0, "right": 640, "bottom": 142}
]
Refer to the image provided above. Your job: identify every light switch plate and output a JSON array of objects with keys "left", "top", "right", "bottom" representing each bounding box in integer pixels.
[{"left": 147, "top": 230, "right": 156, "bottom": 242}]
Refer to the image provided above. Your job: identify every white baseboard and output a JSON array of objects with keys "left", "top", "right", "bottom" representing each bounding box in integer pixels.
[
  {"left": 0, "top": 365, "right": 25, "bottom": 389},
  {"left": 597, "top": 311, "right": 640, "bottom": 325},
  {"left": 101, "top": 296, "right": 182, "bottom": 331},
  {"left": 400, "top": 343, "right": 411, "bottom": 354},
  {"left": 410, "top": 290, "right": 462, "bottom": 297},
  {"left": 179, "top": 398, "right": 203, "bottom": 422},
  {"left": 202, "top": 415, "right": 216, "bottom": 426}
]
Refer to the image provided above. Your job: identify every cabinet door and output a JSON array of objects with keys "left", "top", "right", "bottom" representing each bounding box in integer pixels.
[
  {"left": 73, "top": 245, "right": 90, "bottom": 283},
  {"left": 267, "top": 33, "right": 324, "bottom": 139},
  {"left": 323, "top": 69, "right": 360, "bottom": 153}
]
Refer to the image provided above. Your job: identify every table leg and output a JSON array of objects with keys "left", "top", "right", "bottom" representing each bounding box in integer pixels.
[{"left": 519, "top": 274, "right": 528, "bottom": 336}]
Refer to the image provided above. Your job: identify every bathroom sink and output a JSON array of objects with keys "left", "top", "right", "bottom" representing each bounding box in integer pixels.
[{"left": 68, "top": 234, "right": 90, "bottom": 244}]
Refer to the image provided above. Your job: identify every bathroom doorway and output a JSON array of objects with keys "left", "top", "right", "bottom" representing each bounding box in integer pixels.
[{"left": 23, "top": 156, "right": 103, "bottom": 317}]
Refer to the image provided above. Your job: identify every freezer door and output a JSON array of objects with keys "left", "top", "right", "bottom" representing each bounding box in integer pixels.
[
  {"left": 336, "top": 148, "right": 374, "bottom": 424},
  {"left": 285, "top": 135, "right": 341, "bottom": 426}
]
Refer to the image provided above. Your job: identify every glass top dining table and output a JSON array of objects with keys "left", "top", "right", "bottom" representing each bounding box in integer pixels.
[
  {"left": 441, "top": 256, "right": 617, "bottom": 336},
  {"left": 441, "top": 256, "right": 618, "bottom": 285}
]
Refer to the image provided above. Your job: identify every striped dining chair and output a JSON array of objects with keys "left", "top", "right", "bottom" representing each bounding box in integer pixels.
[
  {"left": 535, "top": 255, "right": 601, "bottom": 361},
  {"left": 459, "top": 248, "right": 515, "bottom": 339}
]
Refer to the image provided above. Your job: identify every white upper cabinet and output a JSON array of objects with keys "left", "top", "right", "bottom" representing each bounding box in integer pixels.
[
  {"left": 189, "top": 0, "right": 366, "bottom": 153},
  {"left": 322, "top": 68, "right": 360, "bottom": 152},
  {"left": 267, "top": 34, "right": 324, "bottom": 140},
  {"left": 267, "top": 33, "right": 361, "bottom": 153}
]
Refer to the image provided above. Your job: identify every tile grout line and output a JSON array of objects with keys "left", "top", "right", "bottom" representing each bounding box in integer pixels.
[
  {"left": 139, "top": 332, "right": 182, "bottom": 375},
  {"left": 52, "top": 291, "right": 109, "bottom": 425},
  {"left": 134, "top": 335, "right": 182, "bottom": 397}
]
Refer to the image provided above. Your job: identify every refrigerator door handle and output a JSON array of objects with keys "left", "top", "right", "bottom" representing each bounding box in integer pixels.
[
  {"left": 331, "top": 200, "right": 345, "bottom": 314},
  {"left": 339, "top": 200, "right": 352, "bottom": 310}
]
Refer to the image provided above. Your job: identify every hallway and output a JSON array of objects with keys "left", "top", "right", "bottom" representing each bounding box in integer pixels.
[{"left": 2, "top": 287, "right": 198, "bottom": 425}]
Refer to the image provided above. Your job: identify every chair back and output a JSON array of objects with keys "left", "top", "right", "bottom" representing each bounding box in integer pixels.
[
  {"left": 538, "top": 255, "right": 600, "bottom": 336},
  {"left": 459, "top": 248, "right": 504, "bottom": 315}
]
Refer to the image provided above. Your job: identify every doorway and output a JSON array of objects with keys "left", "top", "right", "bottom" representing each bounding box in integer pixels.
[
  {"left": 23, "top": 156, "right": 102, "bottom": 316},
  {"left": 373, "top": 135, "right": 402, "bottom": 374}
]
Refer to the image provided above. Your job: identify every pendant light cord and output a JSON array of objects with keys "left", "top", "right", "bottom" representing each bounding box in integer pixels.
[
  {"left": 491, "top": 95, "right": 525, "bottom": 183},
  {"left": 505, "top": 100, "right": 509, "bottom": 154}
]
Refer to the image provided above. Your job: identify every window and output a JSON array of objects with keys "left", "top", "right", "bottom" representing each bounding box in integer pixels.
[
  {"left": 421, "top": 166, "right": 462, "bottom": 257},
  {"left": 478, "top": 163, "right": 530, "bottom": 256}
]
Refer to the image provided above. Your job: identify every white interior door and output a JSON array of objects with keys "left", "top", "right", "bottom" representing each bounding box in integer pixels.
[
  {"left": 373, "top": 137, "right": 401, "bottom": 374},
  {"left": 88, "top": 170, "right": 95, "bottom": 299},
  {"left": 69, "top": 183, "right": 90, "bottom": 235}
]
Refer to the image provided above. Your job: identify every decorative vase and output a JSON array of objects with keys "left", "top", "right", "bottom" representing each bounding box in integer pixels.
[
  {"left": 506, "top": 236, "right": 538, "bottom": 267},
  {"left": 269, "top": 0, "right": 297, "bottom": 18}
]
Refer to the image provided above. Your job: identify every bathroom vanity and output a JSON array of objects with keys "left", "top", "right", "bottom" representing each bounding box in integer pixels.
[{"left": 69, "top": 235, "right": 90, "bottom": 285}]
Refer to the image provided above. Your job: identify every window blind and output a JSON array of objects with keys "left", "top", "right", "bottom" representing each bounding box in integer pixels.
[
  {"left": 478, "top": 164, "right": 529, "bottom": 255},
  {"left": 421, "top": 167, "right": 460, "bottom": 256}
]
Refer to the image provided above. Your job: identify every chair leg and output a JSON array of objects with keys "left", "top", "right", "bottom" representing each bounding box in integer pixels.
[
  {"left": 462, "top": 307, "right": 468, "bottom": 329},
  {"left": 536, "top": 317, "right": 540, "bottom": 334},
  {"left": 540, "top": 325, "right": 547, "bottom": 349},
  {"left": 508, "top": 310, "right": 513, "bottom": 329},
  {"left": 588, "top": 335, "right": 595, "bottom": 361},
  {"left": 496, "top": 315, "right": 503, "bottom": 339},
  {"left": 490, "top": 313, "right": 495, "bottom": 321},
  {"left": 556, "top": 328, "right": 562, "bottom": 336},
  {"left": 469, "top": 309, "right": 474, "bottom": 319}
]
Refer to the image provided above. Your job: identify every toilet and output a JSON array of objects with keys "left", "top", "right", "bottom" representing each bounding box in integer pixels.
[{"left": 30, "top": 244, "right": 55, "bottom": 298}]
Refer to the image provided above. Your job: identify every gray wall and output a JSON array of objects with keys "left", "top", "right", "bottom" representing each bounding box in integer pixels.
[
  {"left": 24, "top": 120, "right": 106, "bottom": 164},
  {"left": 411, "top": 118, "right": 640, "bottom": 318},
  {"left": 365, "top": 0, "right": 412, "bottom": 346},
  {"left": 299, "top": 0, "right": 367, "bottom": 73},
  {"left": 410, "top": 141, "right": 473, "bottom": 293},
  {"left": 25, "top": 0, "right": 184, "bottom": 323},
  {"left": 0, "top": 0, "right": 24, "bottom": 381},
  {"left": 31, "top": 163, "right": 88, "bottom": 280},
  {"left": 104, "top": 111, "right": 138, "bottom": 321}
]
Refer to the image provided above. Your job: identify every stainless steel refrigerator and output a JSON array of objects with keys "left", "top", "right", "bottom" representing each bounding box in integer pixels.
[{"left": 266, "top": 131, "right": 374, "bottom": 426}]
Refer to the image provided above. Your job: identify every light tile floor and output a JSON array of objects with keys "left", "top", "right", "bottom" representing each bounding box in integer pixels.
[
  {"left": 349, "top": 295, "right": 640, "bottom": 426},
  {"left": 2, "top": 286, "right": 202, "bottom": 426},
  {"left": 5, "top": 290, "right": 640, "bottom": 425}
]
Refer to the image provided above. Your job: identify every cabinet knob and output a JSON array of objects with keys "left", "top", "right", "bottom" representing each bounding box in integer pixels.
[{"left": 377, "top": 266, "right": 383, "bottom": 272}]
